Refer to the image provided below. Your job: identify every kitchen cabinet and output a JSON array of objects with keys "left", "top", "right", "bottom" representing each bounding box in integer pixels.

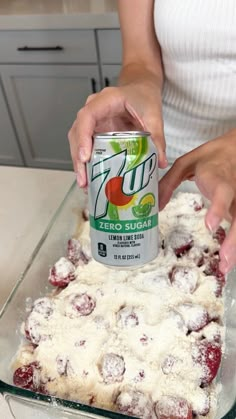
[
  {"left": 1, "top": 65, "right": 99, "bottom": 170},
  {"left": 97, "top": 30, "right": 121, "bottom": 87},
  {"left": 0, "top": 79, "right": 23, "bottom": 166},
  {"left": 0, "top": 27, "right": 123, "bottom": 170}
]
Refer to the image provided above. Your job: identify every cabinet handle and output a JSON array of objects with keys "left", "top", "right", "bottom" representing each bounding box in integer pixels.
[
  {"left": 91, "top": 78, "right": 97, "bottom": 93},
  {"left": 104, "top": 77, "right": 110, "bottom": 87},
  {"left": 17, "top": 46, "right": 64, "bottom": 51}
]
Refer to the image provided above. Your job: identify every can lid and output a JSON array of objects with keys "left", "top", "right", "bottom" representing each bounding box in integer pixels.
[{"left": 94, "top": 131, "right": 150, "bottom": 138}]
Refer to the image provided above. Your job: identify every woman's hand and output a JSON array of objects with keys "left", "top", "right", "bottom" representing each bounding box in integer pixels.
[
  {"left": 159, "top": 129, "right": 236, "bottom": 274},
  {"left": 68, "top": 82, "right": 167, "bottom": 188}
]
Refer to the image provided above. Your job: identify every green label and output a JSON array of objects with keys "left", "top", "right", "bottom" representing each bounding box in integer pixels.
[{"left": 89, "top": 214, "right": 158, "bottom": 233}]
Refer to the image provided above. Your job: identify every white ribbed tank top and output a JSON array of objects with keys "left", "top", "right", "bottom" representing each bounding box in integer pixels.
[{"left": 154, "top": 0, "right": 236, "bottom": 162}]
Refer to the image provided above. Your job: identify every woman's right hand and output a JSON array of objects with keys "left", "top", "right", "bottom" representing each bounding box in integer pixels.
[{"left": 68, "top": 82, "right": 168, "bottom": 188}]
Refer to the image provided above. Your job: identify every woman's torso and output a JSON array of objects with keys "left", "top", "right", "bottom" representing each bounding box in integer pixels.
[{"left": 154, "top": 0, "right": 236, "bottom": 161}]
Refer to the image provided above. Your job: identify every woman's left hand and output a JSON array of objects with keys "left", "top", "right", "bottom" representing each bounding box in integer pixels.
[{"left": 159, "top": 129, "right": 236, "bottom": 274}]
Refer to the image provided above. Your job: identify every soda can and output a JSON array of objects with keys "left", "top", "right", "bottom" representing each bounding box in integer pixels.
[{"left": 86, "top": 131, "right": 158, "bottom": 267}]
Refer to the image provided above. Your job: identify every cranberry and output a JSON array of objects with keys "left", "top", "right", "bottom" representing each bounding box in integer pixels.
[
  {"left": 117, "top": 306, "right": 139, "bottom": 327},
  {"left": 192, "top": 340, "right": 222, "bottom": 385},
  {"left": 168, "top": 228, "right": 194, "bottom": 257},
  {"left": 48, "top": 257, "right": 75, "bottom": 288},
  {"left": 154, "top": 395, "right": 192, "bottom": 419},
  {"left": 100, "top": 353, "right": 125, "bottom": 384},
  {"left": 116, "top": 390, "right": 153, "bottom": 419},
  {"left": 203, "top": 256, "right": 226, "bottom": 296},
  {"left": 13, "top": 362, "right": 41, "bottom": 391},
  {"left": 72, "top": 293, "right": 96, "bottom": 316},
  {"left": 213, "top": 226, "right": 226, "bottom": 245},
  {"left": 177, "top": 304, "right": 209, "bottom": 332},
  {"left": 169, "top": 266, "right": 198, "bottom": 294}
]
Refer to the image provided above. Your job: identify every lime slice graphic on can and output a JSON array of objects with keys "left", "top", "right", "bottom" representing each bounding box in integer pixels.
[
  {"left": 132, "top": 203, "right": 152, "bottom": 218},
  {"left": 139, "top": 192, "right": 155, "bottom": 207}
]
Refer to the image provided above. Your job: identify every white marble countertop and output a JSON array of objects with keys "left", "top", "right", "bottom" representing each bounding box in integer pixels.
[
  {"left": 0, "top": 166, "right": 74, "bottom": 310},
  {"left": 0, "top": 0, "right": 119, "bottom": 30}
]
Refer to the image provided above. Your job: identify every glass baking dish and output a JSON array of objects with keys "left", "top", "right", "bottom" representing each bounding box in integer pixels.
[{"left": 0, "top": 179, "right": 236, "bottom": 419}]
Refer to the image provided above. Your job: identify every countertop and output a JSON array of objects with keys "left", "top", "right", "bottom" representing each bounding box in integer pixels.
[
  {"left": 0, "top": 0, "right": 119, "bottom": 30},
  {"left": 0, "top": 166, "right": 75, "bottom": 311}
]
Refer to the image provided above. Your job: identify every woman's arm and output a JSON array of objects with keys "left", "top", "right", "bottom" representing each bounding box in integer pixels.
[
  {"left": 68, "top": 0, "right": 167, "bottom": 187},
  {"left": 118, "top": 0, "right": 163, "bottom": 87}
]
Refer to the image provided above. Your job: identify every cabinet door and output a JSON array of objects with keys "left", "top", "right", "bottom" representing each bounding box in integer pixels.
[
  {"left": 101, "top": 65, "right": 121, "bottom": 88},
  {"left": 0, "top": 79, "right": 23, "bottom": 166},
  {"left": 1, "top": 65, "right": 99, "bottom": 170}
]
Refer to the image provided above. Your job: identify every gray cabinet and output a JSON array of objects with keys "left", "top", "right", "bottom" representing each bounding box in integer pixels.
[
  {"left": 0, "top": 79, "right": 23, "bottom": 166},
  {"left": 101, "top": 65, "right": 121, "bottom": 87},
  {"left": 97, "top": 30, "right": 121, "bottom": 88},
  {"left": 1, "top": 65, "right": 99, "bottom": 169}
]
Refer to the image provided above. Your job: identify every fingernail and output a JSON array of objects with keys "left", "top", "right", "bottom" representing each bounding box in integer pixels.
[
  {"left": 206, "top": 214, "right": 221, "bottom": 232},
  {"left": 79, "top": 147, "right": 88, "bottom": 162}
]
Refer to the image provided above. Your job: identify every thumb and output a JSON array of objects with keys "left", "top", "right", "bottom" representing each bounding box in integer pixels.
[{"left": 159, "top": 154, "right": 195, "bottom": 210}]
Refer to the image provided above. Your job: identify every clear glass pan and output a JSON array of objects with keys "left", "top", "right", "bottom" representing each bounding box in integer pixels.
[{"left": 0, "top": 180, "right": 235, "bottom": 419}]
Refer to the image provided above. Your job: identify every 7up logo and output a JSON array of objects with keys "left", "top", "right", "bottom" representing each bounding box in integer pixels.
[{"left": 90, "top": 150, "right": 156, "bottom": 219}]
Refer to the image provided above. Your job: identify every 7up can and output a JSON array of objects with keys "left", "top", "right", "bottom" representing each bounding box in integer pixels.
[{"left": 87, "top": 131, "right": 158, "bottom": 267}]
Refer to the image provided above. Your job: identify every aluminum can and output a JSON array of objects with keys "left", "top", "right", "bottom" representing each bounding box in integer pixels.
[{"left": 87, "top": 131, "right": 158, "bottom": 267}]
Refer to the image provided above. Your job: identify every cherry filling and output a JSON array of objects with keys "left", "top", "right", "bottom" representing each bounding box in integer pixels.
[
  {"left": 169, "top": 266, "right": 199, "bottom": 294},
  {"left": 192, "top": 340, "right": 222, "bottom": 385},
  {"left": 48, "top": 257, "right": 75, "bottom": 288},
  {"left": 167, "top": 228, "right": 194, "bottom": 257},
  {"left": 72, "top": 293, "right": 96, "bottom": 316},
  {"left": 154, "top": 395, "right": 192, "bottom": 419},
  {"left": 13, "top": 362, "right": 41, "bottom": 391},
  {"left": 176, "top": 304, "right": 210, "bottom": 332},
  {"left": 32, "top": 297, "right": 54, "bottom": 318},
  {"left": 116, "top": 390, "right": 153, "bottom": 419},
  {"left": 100, "top": 353, "right": 125, "bottom": 384}
]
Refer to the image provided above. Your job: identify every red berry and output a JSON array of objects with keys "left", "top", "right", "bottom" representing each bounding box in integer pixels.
[
  {"left": 100, "top": 353, "right": 125, "bottom": 384},
  {"left": 24, "top": 316, "right": 42, "bottom": 345},
  {"left": 155, "top": 395, "right": 192, "bottom": 419},
  {"left": 116, "top": 390, "right": 153, "bottom": 418},
  {"left": 177, "top": 304, "right": 209, "bottom": 332},
  {"left": 48, "top": 257, "right": 75, "bottom": 288},
  {"left": 213, "top": 226, "right": 226, "bottom": 245},
  {"left": 169, "top": 266, "right": 198, "bottom": 294},
  {"left": 168, "top": 228, "right": 194, "bottom": 257},
  {"left": 32, "top": 297, "right": 54, "bottom": 318},
  {"left": 117, "top": 306, "right": 139, "bottom": 327},
  {"left": 13, "top": 362, "right": 41, "bottom": 391},
  {"left": 72, "top": 293, "right": 96, "bottom": 316},
  {"left": 203, "top": 256, "right": 226, "bottom": 296},
  {"left": 67, "top": 238, "right": 82, "bottom": 265},
  {"left": 192, "top": 340, "right": 222, "bottom": 385}
]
